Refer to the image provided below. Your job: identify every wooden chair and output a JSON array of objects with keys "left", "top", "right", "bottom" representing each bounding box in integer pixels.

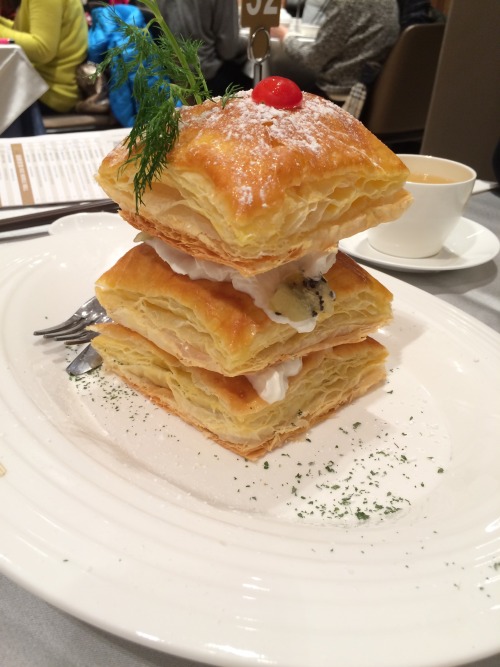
[{"left": 361, "top": 22, "right": 446, "bottom": 149}]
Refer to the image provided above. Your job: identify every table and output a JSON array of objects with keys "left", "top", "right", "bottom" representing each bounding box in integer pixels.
[
  {"left": 0, "top": 187, "right": 499, "bottom": 667},
  {"left": 0, "top": 44, "right": 48, "bottom": 137}
]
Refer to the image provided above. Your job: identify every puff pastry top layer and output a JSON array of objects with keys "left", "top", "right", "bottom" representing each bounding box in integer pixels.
[{"left": 97, "top": 91, "right": 411, "bottom": 275}]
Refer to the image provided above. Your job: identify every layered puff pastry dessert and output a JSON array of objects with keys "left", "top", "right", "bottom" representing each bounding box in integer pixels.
[{"left": 92, "top": 83, "right": 407, "bottom": 459}]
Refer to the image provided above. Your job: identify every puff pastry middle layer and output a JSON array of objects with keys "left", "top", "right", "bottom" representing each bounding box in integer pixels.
[{"left": 95, "top": 243, "right": 392, "bottom": 376}]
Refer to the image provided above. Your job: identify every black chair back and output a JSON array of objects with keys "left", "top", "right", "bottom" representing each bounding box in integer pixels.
[{"left": 361, "top": 23, "right": 445, "bottom": 145}]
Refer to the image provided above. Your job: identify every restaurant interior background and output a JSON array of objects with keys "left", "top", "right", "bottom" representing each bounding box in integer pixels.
[
  {"left": 277, "top": 0, "right": 500, "bottom": 182},
  {"left": 35, "top": 0, "right": 498, "bottom": 183}
]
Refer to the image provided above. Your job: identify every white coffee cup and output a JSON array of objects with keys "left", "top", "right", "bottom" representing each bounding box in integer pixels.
[{"left": 367, "top": 154, "right": 477, "bottom": 258}]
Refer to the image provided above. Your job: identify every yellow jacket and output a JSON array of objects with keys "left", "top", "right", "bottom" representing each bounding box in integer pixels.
[{"left": 0, "top": 0, "right": 88, "bottom": 112}]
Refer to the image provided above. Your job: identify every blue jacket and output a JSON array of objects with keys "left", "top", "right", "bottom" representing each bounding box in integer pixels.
[{"left": 88, "top": 4, "right": 150, "bottom": 127}]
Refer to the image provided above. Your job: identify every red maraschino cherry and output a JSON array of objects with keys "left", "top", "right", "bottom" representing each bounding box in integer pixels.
[{"left": 252, "top": 76, "right": 303, "bottom": 109}]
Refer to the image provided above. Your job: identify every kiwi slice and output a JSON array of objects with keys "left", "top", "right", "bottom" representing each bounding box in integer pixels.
[{"left": 269, "top": 274, "right": 335, "bottom": 322}]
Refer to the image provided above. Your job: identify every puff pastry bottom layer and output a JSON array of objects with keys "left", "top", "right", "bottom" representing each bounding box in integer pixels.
[{"left": 90, "top": 323, "right": 388, "bottom": 460}]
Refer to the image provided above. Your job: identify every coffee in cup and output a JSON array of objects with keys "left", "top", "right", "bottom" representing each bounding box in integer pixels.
[
  {"left": 406, "top": 173, "right": 455, "bottom": 184},
  {"left": 367, "top": 155, "right": 476, "bottom": 258}
]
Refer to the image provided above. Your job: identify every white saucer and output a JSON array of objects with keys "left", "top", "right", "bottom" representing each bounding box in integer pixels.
[{"left": 339, "top": 217, "right": 499, "bottom": 273}]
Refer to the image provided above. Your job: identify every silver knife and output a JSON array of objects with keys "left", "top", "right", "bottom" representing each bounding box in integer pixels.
[{"left": 66, "top": 344, "right": 103, "bottom": 376}]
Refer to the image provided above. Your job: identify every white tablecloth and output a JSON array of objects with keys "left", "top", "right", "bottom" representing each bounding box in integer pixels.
[{"left": 0, "top": 44, "right": 48, "bottom": 135}]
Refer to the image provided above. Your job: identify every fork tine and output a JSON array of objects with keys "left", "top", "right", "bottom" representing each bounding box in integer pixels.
[
  {"left": 33, "top": 315, "right": 81, "bottom": 337},
  {"left": 46, "top": 314, "right": 111, "bottom": 342},
  {"left": 33, "top": 296, "right": 101, "bottom": 336},
  {"left": 57, "top": 330, "right": 100, "bottom": 345},
  {"left": 41, "top": 319, "right": 91, "bottom": 339},
  {"left": 41, "top": 312, "right": 98, "bottom": 339}
]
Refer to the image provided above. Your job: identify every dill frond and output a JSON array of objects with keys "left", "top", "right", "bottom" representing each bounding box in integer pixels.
[{"left": 95, "top": 0, "right": 239, "bottom": 208}]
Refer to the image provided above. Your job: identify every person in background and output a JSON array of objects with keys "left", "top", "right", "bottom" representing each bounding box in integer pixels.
[
  {"left": 0, "top": 0, "right": 88, "bottom": 113},
  {"left": 272, "top": 0, "right": 400, "bottom": 104},
  {"left": 156, "top": 0, "right": 252, "bottom": 97},
  {"left": 88, "top": 3, "right": 159, "bottom": 127}
]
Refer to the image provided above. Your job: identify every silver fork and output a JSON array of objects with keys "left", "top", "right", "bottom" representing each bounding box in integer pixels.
[
  {"left": 34, "top": 296, "right": 109, "bottom": 345},
  {"left": 34, "top": 295, "right": 108, "bottom": 376}
]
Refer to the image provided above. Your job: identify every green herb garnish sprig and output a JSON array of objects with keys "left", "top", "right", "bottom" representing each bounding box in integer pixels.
[{"left": 96, "top": 0, "right": 239, "bottom": 208}]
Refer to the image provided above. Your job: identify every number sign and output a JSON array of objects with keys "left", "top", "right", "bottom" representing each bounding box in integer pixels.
[{"left": 240, "top": 0, "right": 282, "bottom": 31}]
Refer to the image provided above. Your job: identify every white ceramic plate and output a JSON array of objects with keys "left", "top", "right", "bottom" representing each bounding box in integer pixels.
[
  {"left": 339, "top": 217, "right": 500, "bottom": 272},
  {"left": 1, "top": 215, "right": 500, "bottom": 667}
]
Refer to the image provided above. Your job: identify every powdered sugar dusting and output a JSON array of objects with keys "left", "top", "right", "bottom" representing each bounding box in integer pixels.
[
  {"left": 238, "top": 185, "right": 253, "bottom": 206},
  {"left": 175, "top": 91, "right": 391, "bottom": 213},
  {"left": 179, "top": 91, "right": 361, "bottom": 162}
]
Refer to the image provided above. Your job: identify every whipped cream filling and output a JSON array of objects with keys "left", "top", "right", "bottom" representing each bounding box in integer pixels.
[
  {"left": 140, "top": 235, "right": 337, "bottom": 333},
  {"left": 136, "top": 236, "right": 334, "bottom": 402},
  {"left": 245, "top": 358, "right": 302, "bottom": 404}
]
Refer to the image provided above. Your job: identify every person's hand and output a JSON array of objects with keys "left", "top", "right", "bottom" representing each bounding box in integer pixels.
[{"left": 270, "top": 24, "right": 288, "bottom": 41}]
